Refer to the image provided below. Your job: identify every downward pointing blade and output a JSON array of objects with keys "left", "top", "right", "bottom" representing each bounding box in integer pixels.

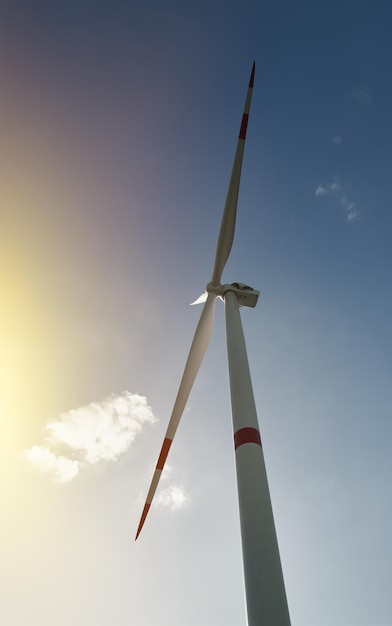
[
  {"left": 211, "top": 62, "right": 255, "bottom": 286},
  {"left": 135, "top": 293, "right": 216, "bottom": 539}
]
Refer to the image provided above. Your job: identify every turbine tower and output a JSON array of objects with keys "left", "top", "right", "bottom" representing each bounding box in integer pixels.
[{"left": 136, "top": 62, "right": 291, "bottom": 626}]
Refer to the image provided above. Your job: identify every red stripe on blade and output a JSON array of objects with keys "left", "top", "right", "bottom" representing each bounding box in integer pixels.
[
  {"left": 239, "top": 113, "right": 249, "bottom": 139},
  {"left": 156, "top": 437, "right": 172, "bottom": 470},
  {"left": 234, "top": 427, "right": 261, "bottom": 450},
  {"left": 249, "top": 61, "right": 255, "bottom": 88},
  {"left": 135, "top": 502, "right": 150, "bottom": 540}
]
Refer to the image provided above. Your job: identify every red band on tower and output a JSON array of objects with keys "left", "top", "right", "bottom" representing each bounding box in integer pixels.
[{"left": 234, "top": 427, "right": 261, "bottom": 450}]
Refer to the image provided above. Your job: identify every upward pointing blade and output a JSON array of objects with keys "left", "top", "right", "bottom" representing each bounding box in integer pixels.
[
  {"left": 211, "top": 62, "right": 255, "bottom": 286},
  {"left": 135, "top": 294, "right": 216, "bottom": 539},
  {"left": 136, "top": 63, "right": 255, "bottom": 540}
]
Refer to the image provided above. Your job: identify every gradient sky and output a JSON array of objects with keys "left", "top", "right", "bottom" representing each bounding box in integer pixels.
[{"left": 1, "top": 1, "right": 392, "bottom": 625}]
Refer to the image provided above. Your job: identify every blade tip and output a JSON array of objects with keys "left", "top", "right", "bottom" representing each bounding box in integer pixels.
[
  {"left": 249, "top": 61, "right": 255, "bottom": 88},
  {"left": 135, "top": 521, "right": 144, "bottom": 541},
  {"left": 135, "top": 502, "right": 151, "bottom": 540}
]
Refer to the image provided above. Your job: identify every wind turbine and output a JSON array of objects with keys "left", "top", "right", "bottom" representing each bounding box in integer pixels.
[{"left": 136, "top": 62, "right": 291, "bottom": 626}]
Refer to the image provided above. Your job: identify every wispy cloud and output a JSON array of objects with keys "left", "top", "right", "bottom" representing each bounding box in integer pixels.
[
  {"left": 25, "top": 392, "right": 156, "bottom": 482},
  {"left": 134, "top": 462, "right": 189, "bottom": 513},
  {"left": 315, "top": 181, "right": 358, "bottom": 222},
  {"left": 155, "top": 486, "right": 188, "bottom": 511},
  {"left": 25, "top": 446, "right": 79, "bottom": 482},
  {"left": 315, "top": 182, "right": 340, "bottom": 196},
  {"left": 340, "top": 196, "right": 358, "bottom": 222}
]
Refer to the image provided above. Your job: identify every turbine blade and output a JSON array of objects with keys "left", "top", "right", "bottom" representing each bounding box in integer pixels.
[
  {"left": 190, "top": 291, "right": 208, "bottom": 305},
  {"left": 211, "top": 62, "right": 255, "bottom": 286},
  {"left": 136, "top": 293, "right": 216, "bottom": 539}
]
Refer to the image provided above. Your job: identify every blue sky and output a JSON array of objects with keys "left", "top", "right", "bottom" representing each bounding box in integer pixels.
[{"left": 1, "top": 1, "right": 392, "bottom": 624}]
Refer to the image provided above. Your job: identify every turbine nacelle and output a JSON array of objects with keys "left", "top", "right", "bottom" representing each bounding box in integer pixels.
[{"left": 206, "top": 281, "right": 260, "bottom": 308}]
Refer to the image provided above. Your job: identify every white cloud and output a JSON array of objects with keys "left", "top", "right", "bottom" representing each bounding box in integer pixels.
[
  {"left": 25, "top": 392, "right": 156, "bottom": 482},
  {"left": 315, "top": 182, "right": 340, "bottom": 196},
  {"left": 340, "top": 197, "right": 358, "bottom": 222},
  {"left": 316, "top": 181, "right": 358, "bottom": 222},
  {"left": 161, "top": 463, "right": 173, "bottom": 480},
  {"left": 25, "top": 446, "right": 79, "bottom": 482},
  {"left": 347, "top": 210, "right": 358, "bottom": 222},
  {"left": 155, "top": 486, "right": 188, "bottom": 511}
]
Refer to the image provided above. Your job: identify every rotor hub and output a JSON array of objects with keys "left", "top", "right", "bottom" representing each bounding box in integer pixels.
[{"left": 206, "top": 282, "right": 260, "bottom": 308}]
